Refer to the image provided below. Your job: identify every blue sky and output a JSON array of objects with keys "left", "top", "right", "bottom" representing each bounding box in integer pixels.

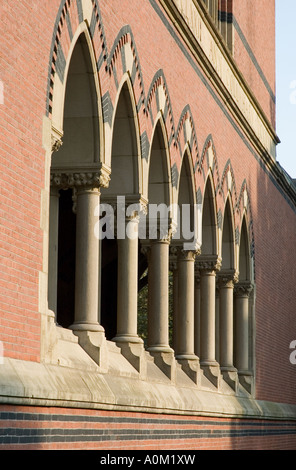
[{"left": 276, "top": 0, "right": 296, "bottom": 178}]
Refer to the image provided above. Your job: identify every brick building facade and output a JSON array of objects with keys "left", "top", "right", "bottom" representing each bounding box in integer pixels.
[{"left": 0, "top": 0, "right": 296, "bottom": 450}]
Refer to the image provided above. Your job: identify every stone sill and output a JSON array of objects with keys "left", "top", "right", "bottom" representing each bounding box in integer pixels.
[{"left": 0, "top": 344, "right": 295, "bottom": 422}]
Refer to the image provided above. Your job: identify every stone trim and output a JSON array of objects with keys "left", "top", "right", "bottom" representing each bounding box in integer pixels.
[{"left": 1, "top": 356, "right": 296, "bottom": 421}]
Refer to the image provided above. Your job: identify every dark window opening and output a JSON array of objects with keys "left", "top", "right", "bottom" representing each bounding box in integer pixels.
[{"left": 56, "top": 189, "right": 76, "bottom": 329}]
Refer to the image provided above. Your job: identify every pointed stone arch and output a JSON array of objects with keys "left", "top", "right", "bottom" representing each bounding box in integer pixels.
[
  {"left": 173, "top": 146, "right": 197, "bottom": 244},
  {"left": 145, "top": 70, "right": 176, "bottom": 151},
  {"left": 201, "top": 171, "right": 219, "bottom": 258},
  {"left": 146, "top": 114, "right": 173, "bottom": 208},
  {"left": 220, "top": 194, "right": 237, "bottom": 272},
  {"left": 219, "top": 160, "right": 237, "bottom": 203},
  {"left": 103, "top": 74, "right": 143, "bottom": 197},
  {"left": 51, "top": 29, "right": 102, "bottom": 171},
  {"left": 47, "top": 0, "right": 107, "bottom": 124},
  {"left": 238, "top": 214, "right": 252, "bottom": 282},
  {"left": 175, "top": 105, "right": 199, "bottom": 166},
  {"left": 236, "top": 180, "right": 256, "bottom": 273},
  {"left": 49, "top": 25, "right": 108, "bottom": 329}
]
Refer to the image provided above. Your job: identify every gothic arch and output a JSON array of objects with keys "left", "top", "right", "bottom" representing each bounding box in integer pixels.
[
  {"left": 175, "top": 105, "right": 199, "bottom": 165},
  {"left": 175, "top": 146, "right": 197, "bottom": 244},
  {"left": 219, "top": 160, "right": 238, "bottom": 207},
  {"left": 198, "top": 136, "right": 220, "bottom": 192},
  {"left": 103, "top": 74, "right": 143, "bottom": 196},
  {"left": 146, "top": 114, "right": 173, "bottom": 208},
  {"left": 51, "top": 29, "right": 102, "bottom": 170},
  {"left": 49, "top": 26, "right": 106, "bottom": 328},
  {"left": 48, "top": 1, "right": 106, "bottom": 135},
  {"left": 220, "top": 194, "right": 237, "bottom": 272},
  {"left": 201, "top": 171, "right": 219, "bottom": 257},
  {"left": 145, "top": 71, "right": 176, "bottom": 151},
  {"left": 238, "top": 214, "right": 252, "bottom": 282}
]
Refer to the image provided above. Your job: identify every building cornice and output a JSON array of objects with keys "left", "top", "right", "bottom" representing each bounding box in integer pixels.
[
  {"left": 159, "top": 0, "right": 280, "bottom": 159},
  {"left": 157, "top": 0, "right": 296, "bottom": 207}
]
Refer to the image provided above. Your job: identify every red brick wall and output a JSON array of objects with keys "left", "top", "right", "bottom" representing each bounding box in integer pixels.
[
  {"left": 233, "top": 0, "right": 276, "bottom": 127},
  {"left": 0, "top": 405, "right": 295, "bottom": 450},
  {"left": 0, "top": 0, "right": 295, "bottom": 411},
  {"left": 0, "top": 1, "right": 57, "bottom": 361}
]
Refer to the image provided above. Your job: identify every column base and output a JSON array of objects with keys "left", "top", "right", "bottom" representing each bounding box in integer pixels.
[
  {"left": 176, "top": 354, "right": 200, "bottom": 386},
  {"left": 72, "top": 329, "right": 108, "bottom": 372},
  {"left": 114, "top": 336, "right": 146, "bottom": 379},
  {"left": 70, "top": 322, "right": 105, "bottom": 333},
  {"left": 238, "top": 370, "right": 254, "bottom": 395},
  {"left": 148, "top": 346, "right": 176, "bottom": 382},
  {"left": 221, "top": 366, "right": 238, "bottom": 392},
  {"left": 200, "top": 360, "right": 221, "bottom": 389}
]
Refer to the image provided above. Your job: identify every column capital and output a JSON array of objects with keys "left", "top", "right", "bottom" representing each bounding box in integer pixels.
[
  {"left": 50, "top": 164, "right": 111, "bottom": 191},
  {"left": 170, "top": 244, "right": 201, "bottom": 259},
  {"left": 218, "top": 269, "right": 239, "bottom": 288},
  {"left": 104, "top": 194, "right": 148, "bottom": 220},
  {"left": 195, "top": 255, "right": 222, "bottom": 273},
  {"left": 235, "top": 281, "right": 254, "bottom": 297}
]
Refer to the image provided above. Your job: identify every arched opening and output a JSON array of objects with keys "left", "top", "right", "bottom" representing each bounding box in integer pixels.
[
  {"left": 104, "top": 82, "right": 140, "bottom": 196},
  {"left": 234, "top": 216, "right": 253, "bottom": 377},
  {"left": 48, "top": 33, "right": 102, "bottom": 329},
  {"left": 100, "top": 81, "right": 141, "bottom": 340},
  {"left": 202, "top": 176, "right": 218, "bottom": 257},
  {"left": 172, "top": 149, "right": 197, "bottom": 357},
  {"left": 221, "top": 198, "right": 235, "bottom": 271},
  {"left": 217, "top": 197, "right": 236, "bottom": 368},
  {"left": 238, "top": 217, "right": 251, "bottom": 282},
  {"left": 197, "top": 175, "right": 220, "bottom": 371},
  {"left": 177, "top": 150, "right": 196, "bottom": 243},
  {"left": 147, "top": 120, "right": 171, "bottom": 206},
  {"left": 54, "top": 37, "right": 100, "bottom": 167}
]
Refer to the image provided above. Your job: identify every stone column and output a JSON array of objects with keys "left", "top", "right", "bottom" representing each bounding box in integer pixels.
[
  {"left": 148, "top": 239, "right": 172, "bottom": 351},
  {"left": 196, "top": 256, "right": 222, "bottom": 388},
  {"left": 146, "top": 232, "right": 175, "bottom": 381},
  {"left": 72, "top": 186, "right": 103, "bottom": 332},
  {"left": 113, "top": 202, "right": 146, "bottom": 377},
  {"left": 175, "top": 248, "right": 200, "bottom": 384},
  {"left": 235, "top": 281, "right": 254, "bottom": 393},
  {"left": 169, "top": 249, "right": 178, "bottom": 352},
  {"left": 194, "top": 267, "right": 201, "bottom": 358},
  {"left": 51, "top": 168, "right": 111, "bottom": 370},
  {"left": 48, "top": 186, "right": 60, "bottom": 315},
  {"left": 218, "top": 271, "right": 238, "bottom": 390},
  {"left": 215, "top": 284, "right": 220, "bottom": 363}
]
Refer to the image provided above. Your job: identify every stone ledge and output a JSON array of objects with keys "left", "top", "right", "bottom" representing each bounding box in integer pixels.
[{"left": 1, "top": 357, "right": 296, "bottom": 422}]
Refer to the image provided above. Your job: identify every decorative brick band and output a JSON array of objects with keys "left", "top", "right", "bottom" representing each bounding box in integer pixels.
[{"left": 1, "top": 407, "right": 296, "bottom": 450}]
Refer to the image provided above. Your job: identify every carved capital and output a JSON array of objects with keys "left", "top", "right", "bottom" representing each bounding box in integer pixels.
[
  {"left": 178, "top": 248, "right": 199, "bottom": 262},
  {"left": 218, "top": 270, "right": 239, "bottom": 289},
  {"left": 235, "top": 281, "right": 254, "bottom": 297},
  {"left": 50, "top": 166, "right": 111, "bottom": 191},
  {"left": 104, "top": 195, "right": 148, "bottom": 222},
  {"left": 170, "top": 245, "right": 200, "bottom": 264},
  {"left": 196, "top": 255, "right": 222, "bottom": 273}
]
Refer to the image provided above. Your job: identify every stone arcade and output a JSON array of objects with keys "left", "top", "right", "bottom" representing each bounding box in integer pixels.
[{"left": 0, "top": 0, "right": 296, "bottom": 450}]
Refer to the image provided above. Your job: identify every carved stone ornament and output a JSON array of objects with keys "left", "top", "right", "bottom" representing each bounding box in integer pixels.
[
  {"left": 103, "top": 195, "right": 148, "bottom": 220},
  {"left": 195, "top": 255, "right": 222, "bottom": 273},
  {"left": 235, "top": 281, "right": 254, "bottom": 297},
  {"left": 218, "top": 270, "right": 239, "bottom": 288},
  {"left": 51, "top": 136, "right": 63, "bottom": 153},
  {"left": 51, "top": 127, "right": 63, "bottom": 153},
  {"left": 179, "top": 247, "right": 201, "bottom": 261},
  {"left": 50, "top": 169, "right": 111, "bottom": 190}
]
